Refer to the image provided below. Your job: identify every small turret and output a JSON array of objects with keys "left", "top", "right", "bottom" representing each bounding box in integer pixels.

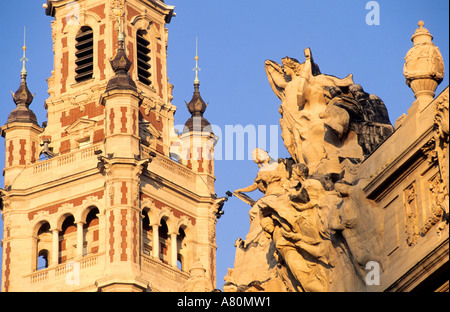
[
  {"left": 106, "top": 10, "right": 137, "bottom": 92},
  {"left": 183, "top": 38, "right": 213, "bottom": 134},
  {"left": 177, "top": 39, "right": 217, "bottom": 181},
  {"left": 6, "top": 28, "right": 38, "bottom": 126},
  {"left": 100, "top": 9, "right": 142, "bottom": 159},
  {"left": 1, "top": 28, "right": 43, "bottom": 186}
]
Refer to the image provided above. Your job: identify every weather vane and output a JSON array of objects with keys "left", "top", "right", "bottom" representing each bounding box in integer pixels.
[
  {"left": 193, "top": 37, "right": 201, "bottom": 85},
  {"left": 20, "top": 27, "right": 28, "bottom": 77},
  {"left": 113, "top": 5, "right": 125, "bottom": 44}
]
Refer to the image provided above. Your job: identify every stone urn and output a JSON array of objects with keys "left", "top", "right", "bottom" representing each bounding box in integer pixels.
[{"left": 404, "top": 21, "right": 445, "bottom": 108}]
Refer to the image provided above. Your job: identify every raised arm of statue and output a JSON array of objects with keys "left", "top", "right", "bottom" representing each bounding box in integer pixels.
[{"left": 265, "top": 60, "right": 288, "bottom": 100}]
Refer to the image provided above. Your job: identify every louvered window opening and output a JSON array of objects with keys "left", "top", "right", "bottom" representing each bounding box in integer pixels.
[
  {"left": 75, "top": 26, "right": 94, "bottom": 83},
  {"left": 137, "top": 30, "right": 152, "bottom": 86}
]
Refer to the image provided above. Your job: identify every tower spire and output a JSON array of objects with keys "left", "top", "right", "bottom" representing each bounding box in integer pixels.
[
  {"left": 183, "top": 37, "right": 212, "bottom": 134},
  {"left": 106, "top": 5, "right": 136, "bottom": 92},
  {"left": 194, "top": 37, "right": 200, "bottom": 85},
  {"left": 6, "top": 26, "right": 38, "bottom": 125},
  {"left": 20, "top": 27, "right": 28, "bottom": 78}
]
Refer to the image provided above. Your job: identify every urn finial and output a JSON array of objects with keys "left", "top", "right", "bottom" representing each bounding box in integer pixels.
[{"left": 403, "top": 21, "right": 445, "bottom": 109}]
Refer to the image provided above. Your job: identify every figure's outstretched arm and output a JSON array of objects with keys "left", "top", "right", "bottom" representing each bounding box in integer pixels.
[
  {"left": 265, "top": 60, "right": 287, "bottom": 100},
  {"left": 234, "top": 182, "right": 258, "bottom": 194},
  {"left": 233, "top": 183, "right": 258, "bottom": 207}
]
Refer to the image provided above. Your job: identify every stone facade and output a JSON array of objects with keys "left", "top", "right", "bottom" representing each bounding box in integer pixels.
[
  {"left": 225, "top": 21, "right": 448, "bottom": 292},
  {"left": 1, "top": 0, "right": 220, "bottom": 292}
]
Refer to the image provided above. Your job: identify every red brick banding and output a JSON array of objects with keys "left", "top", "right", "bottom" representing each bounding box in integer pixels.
[
  {"left": 121, "top": 182, "right": 128, "bottom": 205},
  {"left": 120, "top": 107, "right": 128, "bottom": 133},
  {"left": 19, "top": 139, "right": 26, "bottom": 165},
  {"left": 109, "top": 108, "right": 115, "bottom": 134},
  {"left": 109, "top": 211, "right": 115, "bottom": 262},
  {"left": 90, "top": 3, "right": 106, "bottom": 19},
  {"left": 8, "top": 140, "right": 14, "bottom": 166},
  {"left": 120, "top": 209, "right": 127, "bottom": 261},
  {"left": 61, "top": 52, "right": 68, "bottom": 94},
  {"left": 98, "top": 39, "right": 106, "bottom": 81},
  {"left": 28, "top": 190, "right": 104, "bottom": 220}
]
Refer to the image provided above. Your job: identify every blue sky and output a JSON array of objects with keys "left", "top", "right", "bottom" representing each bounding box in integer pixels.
[{"left": 0, "top": 0, "right": 448, "bottom": 290}]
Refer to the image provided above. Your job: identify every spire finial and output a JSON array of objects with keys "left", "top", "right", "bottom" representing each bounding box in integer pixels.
[
  {"left": 193, "top": 37, "right": 201, "bottom": 85},
  {"left": 106, "top": 5, "right": 136, "bottom": 92},
  {"left": 113, "top": 6, "right": 125, "bottom": 47},
  {"left": 7, "top": 26, "right": 38, "bottom": 124},
  {"left": 20, "top": 27, "right": 28, "bottom": 78}
]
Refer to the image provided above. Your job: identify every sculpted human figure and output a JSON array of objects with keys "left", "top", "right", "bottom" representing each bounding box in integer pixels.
[
  {"left": 228, "top": 49, "right": 395, "bottom": 292},
  {"left": 265, "top": 48, "right": 356, "bottom": 175},
  {"left": 233, "top": 148, "right": 292, "bottom": 234},
  {"left": 330, "top": 180, "right": 382, "bottom": 280},
  {"left": 234, "top": 148, "right": 334, "bottom": 292}
]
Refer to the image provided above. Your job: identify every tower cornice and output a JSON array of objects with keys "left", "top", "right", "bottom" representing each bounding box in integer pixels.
[{"left": 44, "top": 0, "right": 175, "bottom": 23}]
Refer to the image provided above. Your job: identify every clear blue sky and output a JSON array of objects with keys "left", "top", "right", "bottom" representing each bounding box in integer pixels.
[{"left": 0, "top": 0, "right": 448, "bottom": 290}]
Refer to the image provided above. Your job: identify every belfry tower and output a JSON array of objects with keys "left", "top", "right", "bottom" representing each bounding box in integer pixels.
[{"left": 1, "top": 0, "right": 220, "bottom": 292}]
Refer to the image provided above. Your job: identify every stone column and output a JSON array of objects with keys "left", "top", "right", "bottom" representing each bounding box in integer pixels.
[
  {"left": 152, "top": 224, "right": 159, "bottom": 259},
  {"left": 170, "top": 233, "right": 178, "bottom": 267},
  {"left": 76, "top": 222, "right": 84, "bottom": 258},
  {"left": 51, "top": 228, "right": 59, "bottom": 266}
]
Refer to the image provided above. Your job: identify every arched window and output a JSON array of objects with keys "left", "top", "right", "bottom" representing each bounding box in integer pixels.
[
  {"left": 37, "top": 250, "right": 49, "bottom": 270},
  {"left": 177, "top": 228, "right": 186, "bottom": 271},
  {"left": 142, "top": 210, "right": 152, "bottom": 256},
  {"left": 36, "top": 222, "right": 52, "bottom": 270},
  {"left": 75, "top": 26, "right": 94, "bottom": 82},
  {"left": 158, "top": 219, "right": 169, "bottom": 264},
  {"left": 84, "top": 207, "right": 100, "bottom": 256},
  {"left": 59, "top": 215, "right": 77, "bottom": 263},
  {"left": 136, "top": 29, "right": 151, "bottom": 86}
]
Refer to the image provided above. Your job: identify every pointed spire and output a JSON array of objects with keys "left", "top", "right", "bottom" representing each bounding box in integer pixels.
[
  {"left": 183, "top": 38, "right": 212, "bottom": 134},
  {"left": 20, "top": 27, "right": 28, "bottom": 77},
  {"left": 13, "top": 27, "right": 33, "bottom": 106},
  {"left": 7, "top": 27, "right": 38, "bottom": 125},
  {"left": 106, "top": 7, "right": 136, "bottom": 92}
]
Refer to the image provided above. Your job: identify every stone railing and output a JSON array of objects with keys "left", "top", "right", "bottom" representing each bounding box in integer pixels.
[
  {"left": 141, "top": 145, "right": 196, "bottom": 184},
  {"left": 141, "top": 254, "right": 189, "bottom": 285},
  {"left": 28, "top": 253, "right": 101, "bottom": 286},
  {"left": 32, "top": 144, "right": 100, "bottom": 175},
  {"left": 14, "top": 144, "right": 103, "bottom": 189}
]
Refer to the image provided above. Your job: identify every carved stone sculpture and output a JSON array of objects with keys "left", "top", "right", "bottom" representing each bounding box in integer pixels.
[
  {"left": 265, "top": 48, "right": 393, "bottom": 177},
  {"left": 184, "top": 257, "right": 213, "bottom": 292},
  {"left": 226, "top": 48, "right": 393, "bottom": 292}
]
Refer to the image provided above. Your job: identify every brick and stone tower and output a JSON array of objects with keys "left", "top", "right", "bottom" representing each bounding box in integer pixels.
[{"left": 1, "top": 0, "right": 220, "bottom": 292}]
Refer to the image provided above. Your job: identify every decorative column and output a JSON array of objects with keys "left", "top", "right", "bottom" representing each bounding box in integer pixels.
[
  {"left": 170, "top": 232, "right": 178, "bottom": 267},
  {"left": 403, "top": 21, "right": 445, "bottom": 111},
  {"left": 51, "top": 228, "right": 60, "bottom": 266},
  {"left": 76, "top": 222, "right": 85, "bottom": 258},
  {"left": 152, "top": 224, "right": 159, "bottom": 259}
]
